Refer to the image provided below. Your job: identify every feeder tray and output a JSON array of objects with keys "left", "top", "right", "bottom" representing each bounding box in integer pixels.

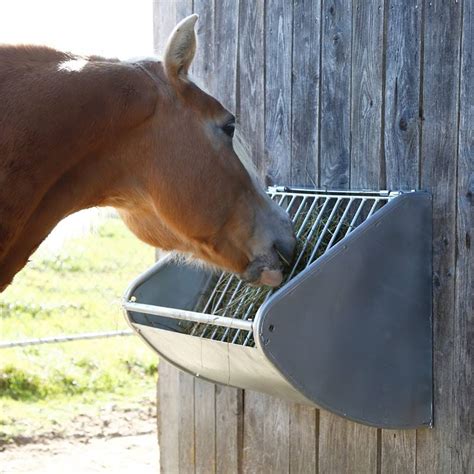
[{"left": 123, "top": 187, "right": 433, "bottom": 429}]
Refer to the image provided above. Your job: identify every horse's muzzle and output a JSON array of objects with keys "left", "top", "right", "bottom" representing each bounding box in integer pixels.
[{"left": 241, "top": 236, "right": 296, "bottom": 288}]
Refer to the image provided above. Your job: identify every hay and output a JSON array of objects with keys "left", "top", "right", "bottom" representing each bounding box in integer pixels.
[{"left": 180, "top": 195, "right": 374, "bottom": 346}]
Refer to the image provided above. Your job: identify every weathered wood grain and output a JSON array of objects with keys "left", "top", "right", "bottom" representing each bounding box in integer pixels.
[
  {"left": 453, "top": 1, "right": 473, "bottom": 472},
  {"left": 289, "top": 405, "right": 318, "bottom": 474},
  {"left": 350, "top": 0, "right": 384, "bottom": 189},
  {"left": 191, "top": 0, "right": 215, "bottom": 91},
  {"left": 264, "top": 0, "right": 293, "bottom": 184},
  {"left": 381, "top": 430, "right": 416, "bottom": 474},
  {"left": 242, "top": 391, "right": 266, "bottom": 474},
  {"left": 213, "top": 0, "right": 239, "bottom": 113},
  {"left": 153, "top": 0, "right": 175, "bottom": 54},
  {"left": 381, "top": 1, "right": 422, "bottom": 471},
  {"left": 416, "top": 1, "right": 463, "bottom": 473},
  {"left": 178, "top": 371, "right": 195, "bottom": 474},
  {"left": 238, "top": 0, "right": 265, "bottom": 175},
  {"left": 383, "top": 0, "right": 422, "bottom": 191},
  {"left": 319, "top": 0, "right": 352, "bottom": 188},
  {"left": 153, "top": 0, "right": 192, "bottom": 54},
  {"left": 175, "top": 0, "right": 193, "bottom": 22},
  {"left": 263, "top": 396, "right": 291, "bottom": 473},
  {"left": 291, "top": 0, "right": 321, "bottom": 187},
  {"left": 194, "top": 379, "right": 216, "bottom": 474},
  {"left": 319, "top": 415, "right": 378, "bottom": 473},
  {"left": 216, "top": 385, "right": 243, "bottom": 474},
  {"left": 157, "top": 360, "right": 180, "bottom": 473}
]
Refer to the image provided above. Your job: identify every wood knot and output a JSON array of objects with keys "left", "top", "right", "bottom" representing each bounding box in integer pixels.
[{"left": 399, "top": 117, "right": 408, "bottom": 131}]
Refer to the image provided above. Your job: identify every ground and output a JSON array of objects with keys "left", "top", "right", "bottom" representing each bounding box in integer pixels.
[
  {"left": 0, "top": 396, "right": 159, "bottom": 473},
  {"left": 0, "top": 212, "right": 159, "bottom": 472}
]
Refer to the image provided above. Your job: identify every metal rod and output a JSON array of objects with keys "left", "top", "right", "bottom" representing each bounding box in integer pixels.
[
  {"left": 366, "top": 198, "right": 381, "bottom": 219},
  {"left": 123, "top": 301, "right": 253, "bottom": 331},
  {"left": 343, "top": 198, "right": 367, "bottom": 237},
  {"left": 307, "top": 198, "right": 344, "bottom": 263},
  {"left": 268, "top": 186, "right": 395, "bottom": 198},
  {"left": 286, "top": 197, "right": 331, "bottom": 280},
  {"left": 198, "top": 274, "right": 237, "bottom": 337},
  {"left": 209, "top": 278, "right": 245, "bottom": 340},
  {"left": 325, "top": 198, "right": 355, "bottom": 250}
]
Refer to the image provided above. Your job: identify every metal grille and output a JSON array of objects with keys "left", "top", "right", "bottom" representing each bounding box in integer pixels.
[{"left": 182, "top": 188, "right": 394, "bottom": 347}]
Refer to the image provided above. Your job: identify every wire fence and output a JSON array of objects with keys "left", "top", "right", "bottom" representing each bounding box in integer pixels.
[
  {"left": 0, "top": 329, "right": 134, "bottom": 349},
  {"left": 0, "top": 208, "right": 154, "bottom": 349}
]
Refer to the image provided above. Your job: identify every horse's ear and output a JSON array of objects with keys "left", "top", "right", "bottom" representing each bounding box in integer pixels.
[{"left": 164, "top": 14, "right": 198, "bottom": 83}]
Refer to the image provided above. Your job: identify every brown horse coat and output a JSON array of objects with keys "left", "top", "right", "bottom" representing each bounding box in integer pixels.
[
  {"left": 0, "top": 15, "right": 295, "bottom": 292},
  {"left": 0, "top": 45, "right": 159, "bottom": 288}
]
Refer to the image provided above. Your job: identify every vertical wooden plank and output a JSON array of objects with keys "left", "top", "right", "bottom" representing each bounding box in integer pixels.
[
  {"left": 264, "top": 0, "right": 293, "bottom": 184},
  {"left": 289, "top": 405, "right": 318, "bottom": 474},
  {"left": 191, "top": 0, "right": 215, "bottom": 90},
  {"left": 242, "top": 391, "right": 266, "bottom": 474},
  {"left": 157, "top": 360, "right": 180, "bottom": 474},
  {"left": 350, "top": 0, "right": 385, "bottom": 189},
  {"left": 290, "top": 2, "right": 321, "bottom": 470},
  {"left": 179, "top": 371, "right": 196, "bottom": 474},
  {"left": 416, "top": 1, "right": 463, "bottom": 473},
  {"left": 263, "top": 397, "right": 291, "bottom": 473},
  {"left": 381, "top": 2, "right": 422, "bottom": 472},
  {"left": 381, "top": 431, "right": 416, "bottom": 474},
  {"left": 319, "top": 417, "right": 378, "bottom": 473},
  {"left": 175, "top": 0, "right": 193, "bottom": 21},
  {"left": 291, "top": 0, "right": 321, "bottom": 188},
  {"left": 213, "top": 0, "right": 240, "bottom": 113},
  {"left": 216, "top": 385, "right": 243, "bottom": 474},
  {"left": 383, "top": 0, "right": 422, "bottom": 191},
  {"left": 319, "top": 0, "right": 352, "bottom": 188},
  {"left": 153, "top": 0, "right": 192, "bottom": 55},
  {"left": 453, "top": 1, "right": 473, "bottom": 472},
  {"left": 195, "top": 379, "right": 216, "bottom": 474},
  {"left": 153, "top": 0, "right": 175, "bottom": 54},
  {"left": 237, "top": 0, "right": 265, "bottom": 174}
]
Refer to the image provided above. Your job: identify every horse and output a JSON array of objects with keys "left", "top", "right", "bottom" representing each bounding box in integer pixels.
[{"left": 0, "top": 14, "right": 295, "bottom": 293}]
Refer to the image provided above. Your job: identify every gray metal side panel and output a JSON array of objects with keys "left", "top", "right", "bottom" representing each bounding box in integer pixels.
[{"left": 256, "top": 192, "right": 433, "bottom": 429}]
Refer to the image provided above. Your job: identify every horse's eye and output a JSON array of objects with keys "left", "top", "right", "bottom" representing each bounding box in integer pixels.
[{"left": 221, "top": 121, "right": 235, "bottom": 138}]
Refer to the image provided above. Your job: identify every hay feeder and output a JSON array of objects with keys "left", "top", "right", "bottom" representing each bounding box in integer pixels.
[{"left": 122, "top": 187, "right": 433, "bottom": 429}]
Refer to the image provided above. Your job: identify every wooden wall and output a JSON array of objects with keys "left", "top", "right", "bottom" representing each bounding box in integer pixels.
[{"left": 153, "top": 1, "right": 472, "bottom": 472}]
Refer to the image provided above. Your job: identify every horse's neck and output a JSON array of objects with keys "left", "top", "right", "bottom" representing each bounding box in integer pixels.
[
  {"left": 0, "top": 150, "right": 130, "bottom": 292},
  {"left": 0, "top": 49, "right": 158, "bottom": 290},
  {"left": 0, "top": 49, "right": 156, "bottom": 254}
]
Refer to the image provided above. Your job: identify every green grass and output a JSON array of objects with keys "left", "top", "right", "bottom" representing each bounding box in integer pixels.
[{"left": 0, "top": 213, "right": 157, "bottom": 441}]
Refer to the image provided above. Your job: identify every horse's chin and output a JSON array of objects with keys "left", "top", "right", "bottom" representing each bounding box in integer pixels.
[
  {"left": 240, "top": 267, "right": 284, "bottom": 288},
  {"left": 258, "top": 269, "right": 283, "bottom": 287}
]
